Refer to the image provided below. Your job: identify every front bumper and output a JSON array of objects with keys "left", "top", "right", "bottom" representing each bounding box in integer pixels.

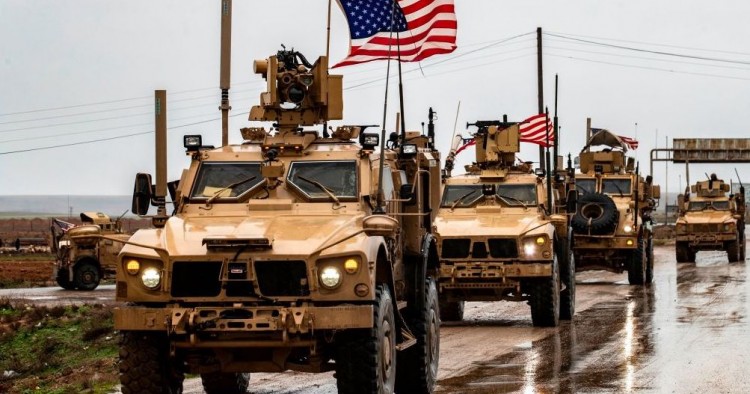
[
  {"left": 573, "top": 234, "right": 638, "bottom": 250},
  {"left": 438, "top": 261, "right": 552, "bottom": 289},
  {"left": 676, "top": 232, "right": 736, "bottom": 247},
  {"left": 115, "top": 304, "right": 373, "bottom": 347}
]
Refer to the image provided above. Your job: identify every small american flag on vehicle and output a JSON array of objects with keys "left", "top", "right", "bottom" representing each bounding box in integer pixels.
[
  {"left": 334, "top": 0, "right": 458, "bottom": 68},
  {"left": 618, "top": 135, "right": 639, "bottom": 150},
  {"left": 52, "top": 218, "right": 76, "bottom": 232},
  {"left": 519, "top": 113, "right": 554, "bottom": 148}
]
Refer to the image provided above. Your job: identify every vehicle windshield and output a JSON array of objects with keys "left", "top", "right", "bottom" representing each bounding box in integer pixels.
[
  {"left": 576, "top": 178, "right": 596, "bottom": 196},
  {"left": 602, "top": 178, "right": 632, "bottom": 196},
  {"left": 440, "top": 184, "right": 537, "bottom": 208},
  {"left": 190, "top": 162, "right": 263, "bottom": 201},
  {"left": 287, "top": 160, "right": 358, "bottom": 201},
  {"left": 689, "top": 200, "right": 730, "bottom": 211}
]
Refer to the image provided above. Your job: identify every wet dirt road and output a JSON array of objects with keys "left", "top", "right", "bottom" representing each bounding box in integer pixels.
[{"left": 6, "top": 245, "right": 749, "bottom": 393}]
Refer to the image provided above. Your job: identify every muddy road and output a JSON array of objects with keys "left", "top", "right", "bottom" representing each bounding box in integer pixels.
[{"left": 4, "top": 245, "right": 749, "bottom": 393}]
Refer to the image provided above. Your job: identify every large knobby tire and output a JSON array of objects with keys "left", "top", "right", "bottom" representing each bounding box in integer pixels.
[
  {"left": 438, "top": 295, "right": 464, "bottom": 322},
  {"left": 559, "top": 235, "right": 576, "bottom": 321},
  {"left": 119, "top": 332, "right": 184, "bottom": 394},
  {"left": 74, "top": 260, "right": 100, "bottom": 291},
  {"left": 335, "top": 284, "right": 397, "bottom": 394},
  {"left": 727, "top": 237, "right": 741, "bottom": 263},
  {"left": 741, "top": 235, "right": 746, "bottom": 262},
  {"left": 201, "top": 372, "right": 250, "bottom": 394},
  {"left": 571, "top": 193, "right": 619, "bottom": 235},
  {"left": 55, "top": 268, "right": 76, "bottom": 290},
  {"left": 645, "top": 235, "right": 655, "bottom": 284},
  {"left": 628, "top": 236, "right": 647, "bottom": 285},
  {"left": 675, "top": 241, "right": 689, "bottom": 263},
  {"left": 529, "top": 255, "right": 560, "bottom": 327},
  {"left": 396, "top": 277, "right": 440, "bottom": 394}
]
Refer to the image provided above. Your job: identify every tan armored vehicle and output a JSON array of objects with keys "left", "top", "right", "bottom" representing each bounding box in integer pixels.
[
  {"left": 51, "top": 212, "right": 130, "bottom": 290},
  {"left": 675, "top": 177, "right": 745, "bottom": 262},
  {"left": 571, "top": 130, "right": 660, "bottom": 285},
  {"left": 434, "top": 121, "right": 574, "bottom": 327},
  {"left": 106, "top": 48, "right": 442, "bottom": 394}
]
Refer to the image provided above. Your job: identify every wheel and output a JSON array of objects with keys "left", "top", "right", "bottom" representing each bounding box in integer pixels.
[
  {"left": 335, "top": 284, "right": 397, "bottom": 394},
  {"left": 74, "top": 261, "right": 100, "bottom": 291},
  {"left": 741, "top": 235, "right": 746, "bottom": 262},
  {"left": 55, "top": 268, "right": 76, "bottom": 290},
  {"left": 438, "top": 294, "right": 464, "bottom": 322},
  {"left": 529, "top": 254, "right": 560, "bottom": 327},
  {"left": 119, "top": 332, "right": 184, "bottom": 394},
  {"left": 201, "top": 372, "right": 250, "bottom": 394},
  {"left": 396, "top": 277, "right": 440, "bottom": 394},
  {"left": 676, "top": 241, "right": 690, "bottom": 263},
  {"left": 628, "top": 236, "right": 646, "bottom": 285},
  {"left": 571, "top": 193, "right": 619, "bottom": 235},
  {"left": 559, "top": 234, "right": 576, "bottom": 320},
  {"left": 645, "top": 235, "right": 655, "bottom": 284},
  {"left": 727, "top": 238, "right": 741, "bottom": 263}
]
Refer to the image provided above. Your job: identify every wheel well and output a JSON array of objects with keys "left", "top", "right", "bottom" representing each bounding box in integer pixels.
[{"left": 375, "top": 245, "right": 392, "bottom": 285}]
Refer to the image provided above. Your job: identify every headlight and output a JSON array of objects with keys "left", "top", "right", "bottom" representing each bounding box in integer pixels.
[
  {"left": 676, "top": 224, "right": 687, "bottom": 234},
  {"left": 125, "top": 259, "right": 140, "bottom": 275},
  {"left": 535, "top": 236, "right": 546, "bottom": 246},
  {"left": 319, "top": 266, "right": 342, "bottom": 289},
  {"left": 524, "top": 242, "right": 537, "bottom": 256},
  {"left": 344, "top": 258, "right": 359, "bottom": 274},
  {"left": 623, "top": 224, "right": 633, "bottom": 233},
  {"left": 141, "top": 268, "right": 161, "bottom": 289}
]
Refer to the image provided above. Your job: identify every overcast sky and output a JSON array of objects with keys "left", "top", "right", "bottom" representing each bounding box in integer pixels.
[{"left": 1, "top": 0, "right": 749, "bottom": 197}]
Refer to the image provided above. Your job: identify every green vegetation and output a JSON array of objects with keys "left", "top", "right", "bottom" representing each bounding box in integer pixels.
[{"left": 0, "top": 300, "right": 118, "bottom": 394}]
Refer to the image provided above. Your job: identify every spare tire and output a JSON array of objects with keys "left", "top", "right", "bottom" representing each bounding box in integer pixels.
[{"left": 571, "top": 192, "right": 619, "bottom": 235}]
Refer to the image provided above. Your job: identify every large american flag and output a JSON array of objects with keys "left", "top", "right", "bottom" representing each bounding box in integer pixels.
[
  {"left": 334, "top": 0, "right": 458, "bottom": 68},
  {"left": 519, "top": 113, "right": 554, "bottom": 148}
]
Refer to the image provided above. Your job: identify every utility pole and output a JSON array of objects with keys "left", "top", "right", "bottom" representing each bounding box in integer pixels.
[
  {"left": 665, "top": 135, "right": 669, "bottom": 224},
  {"left": 219, "top": 0, "right": 232, "bottom": 146},
  {"left": 537, "top": 27, "right": 545, "bottom": 170}
]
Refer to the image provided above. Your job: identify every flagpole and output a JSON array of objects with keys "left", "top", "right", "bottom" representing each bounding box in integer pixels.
[
  {"left": 537, "top": 27, "right": 545, "bottom": 171},
  {"left": 374, "top": 1, "right": 398, "bottom": 214},
  {"left": 396, "top": 31, "right": 407, "bottom": 145},
  {"left": 326, "top": 0, "right": 332, "bottom": 60},
  {"left": 553, "top": 74, "right": 559, "bottom": 174},
  {"left": 545, "top": 107, "right": 552, "bottom": 213}
]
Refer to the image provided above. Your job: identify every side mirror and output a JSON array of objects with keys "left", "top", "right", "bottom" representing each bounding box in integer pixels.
[
  {"left": 132, "top": 173, "right": 153, "bottom": 216},
  {"left": 566, "top": 189, "right": 577, "bottom": 214},
  {"left": 651, "top": 185, "right": 661, "bottom": 199},
  {"left": 400, "top": 184, "right": 416, "bottom": 205},
  {"left": 363, "top": 215, "right": 399, "bottom": 237}
]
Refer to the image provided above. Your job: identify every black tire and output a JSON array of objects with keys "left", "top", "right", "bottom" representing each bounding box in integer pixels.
[
  {"left": 396, "top": 277, "right": 440, "bottom": 394},
  {"left": 645, "top": 235, "right": 654, "bottom": 284},
  {"left": 529, "top": 255, "right": 560, "bottom": 327},
  {"left": 335, "top": 284, "right": 397, "bottom": 394},
  {"left": 119, "top": 332, "right": 184, "bottom": 394},
  {"left": 727, "top": 238, "right": 741, "bottom": 263},
  {"left": 55, "top": 268, "right": 76, "bottom": 290},
  {"left": 675, "top": 241, "right": 690, "bottom": 263},
  {"left": 74, "top": 260, "right": 100, "bottom": 291},
  {"left": 559, "top": 234, "right": 576, "bottom": 321},
  {"left": 438, "top": 295, "right": 464, "bottom": 322},
  {"left": 571, "top": 193, "right": 619, "bottom": 235},
  {"left": 741, "top": 235, "right": 746, "bottom": 262},
  {"left": 628, "top": 236, "right": 646, "bottom": 285},
  {"left": 201, "top": 372, "right": 250, "bottom": 394}
]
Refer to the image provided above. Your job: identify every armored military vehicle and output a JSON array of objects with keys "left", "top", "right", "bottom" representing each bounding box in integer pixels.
[
  {"left": 105, "top": 48, "right": 442, "bottom": 394},
  {"left": 571, "top": 130, "right": 660, "bottom": 285},
  {"left": 675, "top": 176, "right": 745, "bottom": 262},
  {"left": 51, "top": 212, "right": 130, "bottom": 290},
  {"left": 434, "top": 120, "right": 574, "bottom": 327}
]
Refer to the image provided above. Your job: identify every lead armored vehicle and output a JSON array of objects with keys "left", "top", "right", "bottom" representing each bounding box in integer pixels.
[
  {"left": 571, "top": 130, "right": 660, "bottom": 285},
  {"left": 434, "top": 121, "right": 574, "bottom": 327},
  {"left": 51, "top": 212, "right": 130, "bottom": 290},
  {"left": 108, "top": 48, "right": 442, "bottom": 394},
  {"left": 675, "top": 177, "right": 745, "bottom": 262}
]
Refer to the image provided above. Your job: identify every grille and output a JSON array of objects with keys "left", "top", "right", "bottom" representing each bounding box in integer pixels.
[
  {"left": 171, "top": 262, "right": 222, "bottom": 297},
  {"left": 471, "top": 242, "right": 488, "bottom": 258},
  {"left": 254, "top": 261, "right": 310, "bottom": 297},
  {"left": 488, "top": 238, "right": 519, "bottom": 258},
  {"left": 442, "top": 239, "right": 471, "bottom": 258},
  {"left": 689, "top": 223, "right": 721, "bottom": 233}
]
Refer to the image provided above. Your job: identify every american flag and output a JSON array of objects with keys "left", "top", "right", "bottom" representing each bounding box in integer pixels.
[
  {"left": 454, "top": 138, "right": 475, "bottom": 155},
  {"left": 618, "top": 135, "right": 639, "bottom": 150},
  {"left": 519, "top": 113, "right": 554, "bottom": 148},
  {"left": 52, "top": 218, "right": 76, "bottom": 232},
  {"left": 334, "top": 0, "right": 458, "bottom": 68}
]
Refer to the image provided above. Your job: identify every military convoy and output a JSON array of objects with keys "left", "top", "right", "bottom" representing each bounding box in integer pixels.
[
  {"left": 675, "top": 176, "right": 746, "bottom": 263},
  {"left": 51, "top": 212, "right": 130, "bottom": 290},
  {"left": 434, "top": 121, "right": 574, "bottom": 327},
  {"left": 571, "top": 130, "right": 660, "bottom": 285},
  {"left": 103, "top": 48, "right": 442, "bottom": 394}
]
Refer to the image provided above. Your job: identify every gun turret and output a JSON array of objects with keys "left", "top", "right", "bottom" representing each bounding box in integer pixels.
[
  {"left": 468, "top": 121, "right": 521, "bottom": 168},
  {"left": 250, "top": 47, "right": 343, "bottom": 131}
]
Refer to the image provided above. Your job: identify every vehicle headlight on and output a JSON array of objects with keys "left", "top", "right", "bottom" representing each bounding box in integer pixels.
[
  {"left": 535, "top": 236, "right": 546, "bottom": 246},
  {"left": 344, "top": 258, "right": 359, "bottom": 274},
  {"left": 524, "top": 242, "right": 537, "bottom": 256},
  {"left": 623, "top": 224, "right": 633, "bottom": 233},
  {"left": 141, "top": 267, "right": 161, "bottom": 289},
  {"left": 125, "top": 259, "right": 140, "bottom": 275},
  {"left": 319, "top": 266, "right": 342, "bottom": 289}
]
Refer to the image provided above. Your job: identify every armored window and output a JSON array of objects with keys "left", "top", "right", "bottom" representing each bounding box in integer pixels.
[
  {"left": 496, "top": 184, "right": 537, "bottom": 206},
  {"left": 440, "top": 185, "right": 483, "bottom": 208},
  {"left": 287, "top": 160, "right": 358, "bottom": 201},
  {"left": 602, "top": 178, "right": 632, "bottom": 196},
  {"left": 688, "top": 201, "right": 708, "bottom": 211},
  {"left": 190, "top": 162, "right": 263, "bottom": 201},
  {"left": 576, "top": 178, "right": 596, "bottom": 196},
  {"left": 711, "top": 201, "right": 730, "bottom": 210}
]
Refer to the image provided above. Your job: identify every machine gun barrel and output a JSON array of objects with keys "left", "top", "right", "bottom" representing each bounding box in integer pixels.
[{"left": 466, "top": 120, "right": 516, "bottom": 130}]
